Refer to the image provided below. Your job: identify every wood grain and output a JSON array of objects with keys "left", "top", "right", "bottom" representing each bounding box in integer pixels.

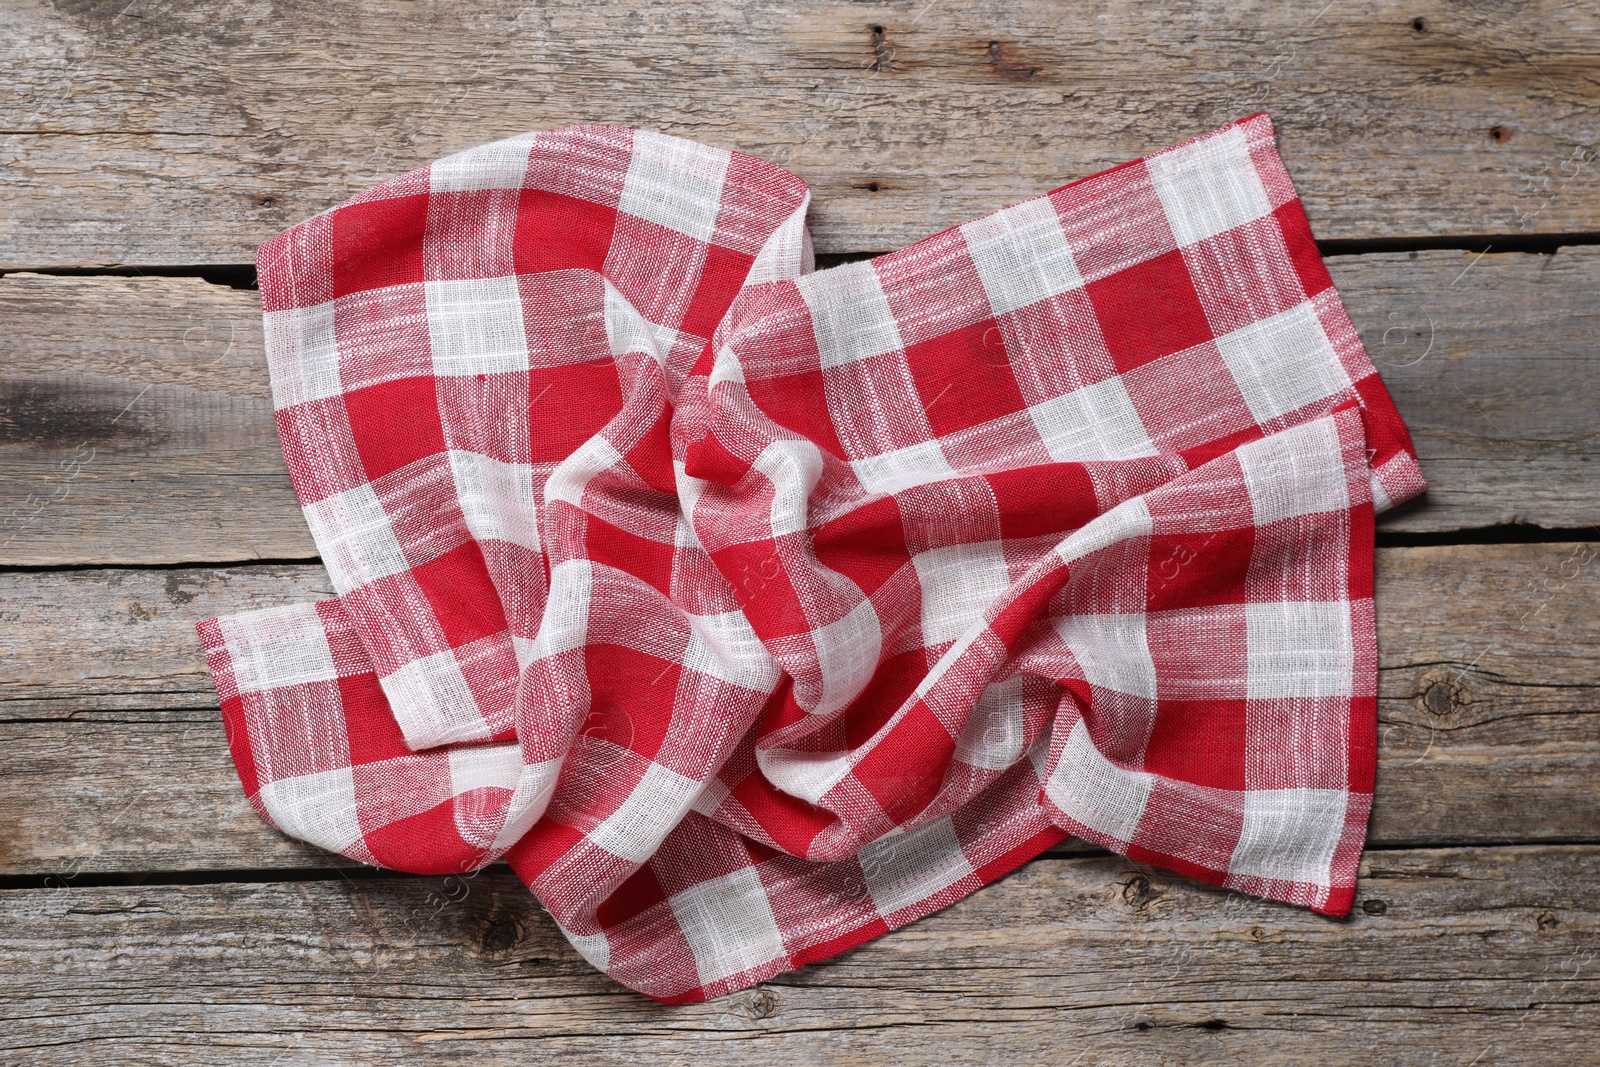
[
  {"left": 1334, "top": 247, "right": 1600, "bottom": 534},
  {"left": 2, "top": 0, "right": 1598, "bottom": 267},
  {"left": 1, "top": 543, "right": 1594, "bottom": 875},
  {"left": 0, "top": 273, "right": 308, "bottom": 565},
  {"left": 1, "top": 846, "right": 1595, "bottom": 1064},
  {"left": 3, "top": 247, "right": 1598, "bottom": 566},
  {"left": 4, "top": 2, "right": 1595, "bottom": 1058}
]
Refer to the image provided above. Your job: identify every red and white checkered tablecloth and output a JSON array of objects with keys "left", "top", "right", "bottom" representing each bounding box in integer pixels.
[{"left": 197, "top": 112, "right": 1426, "bottom": 1002}]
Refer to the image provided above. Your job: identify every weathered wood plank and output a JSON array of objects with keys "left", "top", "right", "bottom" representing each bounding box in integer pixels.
[
  {"left": 2, "top": 0, "right": 1598, "bottom": 267},
  {"left": 0, "top": 273, "right": 313, "bottom": 564},
  {"left": 3, "top": 248, "right": 1597, "bottom": 565},
  {"left": 1335, "top": 247, "right": 1600, "bottom": 533},
  {"left": 1, "top": 543, "right": 1594, "bottom": 875},
  {"left": 1, "top": 846, "right": 1595, "bottom": 1064}
]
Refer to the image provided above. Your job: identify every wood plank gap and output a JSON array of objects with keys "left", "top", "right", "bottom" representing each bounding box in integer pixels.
[
  {"left": 1375, "top": 525, "right": 1600, "bottom": 548},
  {"left": 11, "top": 229, "right": 1600, "bottom": 282}
]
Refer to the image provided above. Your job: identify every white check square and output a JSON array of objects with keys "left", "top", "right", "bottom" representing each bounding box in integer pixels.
[
  {"left": 799, "top": 260, "right": 906, "bottom": 368},
  {"left": 850, "top": 438, "right": 957, "bottom": 496},
  {"left": 265, "top": 302, "right": 342, "bottom": 408},
  {"left": 303, "top": 483, "right": 411, "bottom": 590},
  {"left": 683, "top": 609, "right": 783, "bottom": 692},
  {"left": 1029, "top": 377, "right": 1159, "bottom": 461},
  {"left": 811, "top": 599, "right": 883, "bottom": 715},
  {"left": 257, "top": 767, "right": 364, "bottom": 853},
  {"left": 669, "top": 866, "right": 787, "bottom": 986},
  {"left": 426, "top": 276, "right": 531, "bottom": 378},
  {"left": 1045, "top": 719, "right": 1155, "bottom": 844},
  {"left": 1244, "top": 600, "right": 1353, "bottom": 700},
  {"left": 428, "top": 133, "right": 538, "bottom": 193},
  {"left": 912, "top": 541, "right": 1011, "bottom": 647},
  {"left": 1236, "top": 416, "right": 1351, "bottom": 526},
  {"left": 446, "top": 450, "right": 542, "bottom": 552},
  {"left": 616, "top": 130, "right": 731, "bottom": 243},
  {"left": 1229, "top": 787, "right": 1348, "bottom": 886},
  {"left": 382, "top": 648, "right": 487, "bottom": 746},
  {"left": 219, "top": 603, "right": 340, "bottom": 693},
  {"left": 589, "top": 761, "right": 703, "bottom": 863},
  {"left": 954, "top": 676, "right": 1028, "bottom": 770},
  {"left": 1053, "top": 611, "right": 1159, "bottom": 700},
  {"left": 1148, "top": 125, "right": 1273, "bottom": 247},
  {"left": 859, "top": 816, "right": 975, "bottom": 915},
  {"left": 962, "top": 196, "right": 1084, "bottom": 315},
  {"left": 1215, "top": 304, "right": 1350, "bottom": 425}
]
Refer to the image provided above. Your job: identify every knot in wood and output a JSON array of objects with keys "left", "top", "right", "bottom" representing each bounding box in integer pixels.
[
  {"left": 868, "top": 25, "right": 895, "bottom": 72},
  {"left": 743, "top": 987, "right": 780, "bottom": 1019},
  {"left": 1120, "top": 872, "right": 1157, "bottom": 910},
  {"left": 478, "top": 913, "right": 522, "bottom": 955},
  {"left": 987, "top": 41, "right": 1041, "bottom": 81},
  {"left": 1417, "top": 672, "right": 1468, "bottom": 719}
]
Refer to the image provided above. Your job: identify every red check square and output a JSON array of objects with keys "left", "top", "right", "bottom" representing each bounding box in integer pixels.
[{"left": 1086, "top": 249, "right": 1213, "bottom": 373}]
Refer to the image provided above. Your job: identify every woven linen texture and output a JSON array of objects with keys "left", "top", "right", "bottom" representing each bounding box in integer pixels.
[{"left": 197, "top": 113, "right": 1427, "bottom": 1003}]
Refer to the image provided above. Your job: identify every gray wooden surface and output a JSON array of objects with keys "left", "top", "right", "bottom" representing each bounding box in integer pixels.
[
  {"left": 1, "top": 0, "right": 1597, "bottom": 1063},
  {"left": 3, "top": 0, "right": 1600, "bottom": 265},
  {"left": 4, "top": 248, "right": 1598, "bottom": 567},
  {"left": 2, "top": 848, "right": 1596, "bottom": 1065},
  {"left": 3, "top": 543, "right": 1596, "bottom": 876}
]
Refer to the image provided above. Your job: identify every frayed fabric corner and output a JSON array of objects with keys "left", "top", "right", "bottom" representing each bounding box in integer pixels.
[{"left": 196, "top": 113, "right": 1425, "bottom": 1002}]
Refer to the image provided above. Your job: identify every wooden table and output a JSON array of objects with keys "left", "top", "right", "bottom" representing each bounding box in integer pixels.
[{"left": 3, "top": 2, "right": 1597, "bottom": 1063}]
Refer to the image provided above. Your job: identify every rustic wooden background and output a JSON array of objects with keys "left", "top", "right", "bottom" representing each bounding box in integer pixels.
[{"left": 3, "top": 1, "right": 1598, "bottom": 1063}]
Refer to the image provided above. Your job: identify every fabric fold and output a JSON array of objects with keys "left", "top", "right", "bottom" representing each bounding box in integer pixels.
[{"left": 197, "top": 112, "right": 1424, "bottom": 1002}]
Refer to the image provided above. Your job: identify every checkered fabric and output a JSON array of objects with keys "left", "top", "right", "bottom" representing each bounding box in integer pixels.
[{"left": 196, "top": 113, "right": 1426, "bottom": 1003}]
